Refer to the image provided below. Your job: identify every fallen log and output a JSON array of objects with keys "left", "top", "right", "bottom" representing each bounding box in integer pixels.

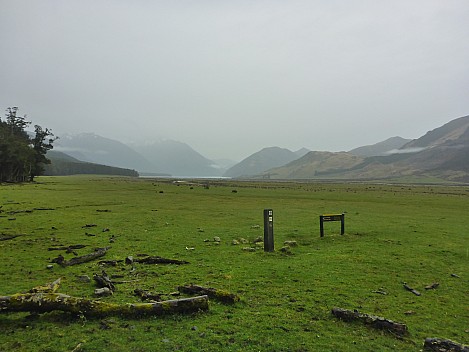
[
  {"left": 331, "top": 307, "right": 408, "bottom": 336},
  {"left": 133, "top": 256, "right": 189, "bottom": 265},
  {"left": 54, "top": 247, "right": 110, "bottom": 267},
  {"left": 423, "top": 337, "right": 469, "bottom": 352},
  {"left": 0, "top": 293, "right": 208, "bottom": 317},
  {"left": 178, "top": 284, "right": 240, "bottom": 304}
]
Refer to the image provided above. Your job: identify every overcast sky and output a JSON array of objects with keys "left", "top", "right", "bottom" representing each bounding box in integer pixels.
[{"left": 1, "top": 1, "right": 468, "bottom": 161}]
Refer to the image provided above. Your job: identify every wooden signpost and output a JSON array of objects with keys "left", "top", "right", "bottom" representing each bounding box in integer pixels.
[
  {"left": 320, "top": 213, "right": 345, "bottom": 237},
  {"left": 263, "top": 209, "right": 274, "bottom": 252}
]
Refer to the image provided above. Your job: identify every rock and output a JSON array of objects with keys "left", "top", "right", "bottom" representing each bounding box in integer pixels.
[
  {"left": 280, "top": 246, "right": 292, "bottom": 254},
  {"left": 125, "top": 256, "right": 134, "bottom": 265},
  {"left": 231, "top": 240, "right": 240, "bottom": 245},
  {"left": 253, "top": 236, "right": 263, "bottom": 243},
  {"left": 251, "top": 225, "right": 260, "bottom": 229},
  {"left": 46, "top": 265, "right": 54, "bottom": 270},
  {"left": 213, "top": 236, "right": 221, "bottom": 242},
  {"left": 239, "top": 238, "right": 249, "bottom": 244}
]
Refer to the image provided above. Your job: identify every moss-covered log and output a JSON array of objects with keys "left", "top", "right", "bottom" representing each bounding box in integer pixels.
[
  {"left": 178, "top": 284, "right": 240, "bottom": 304},
  {"left": 331, "top": 307, "right": 408, "bottom": 336},
  {"left": 0, "top": 293, "right": 209, "bottom": 317},
  {"left": 29, "top": 278, "right": 62, "bottom": 293},
  {"left": 423, "top": 338, "right": 469, "bottom": 352}
]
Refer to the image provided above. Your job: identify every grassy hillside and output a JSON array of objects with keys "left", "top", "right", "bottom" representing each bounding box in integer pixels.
[{"left": 0, "top": 177, "right": 468, "bottom": 351}]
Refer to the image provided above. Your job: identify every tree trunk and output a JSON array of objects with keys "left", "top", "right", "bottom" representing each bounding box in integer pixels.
[
  {"left": 0, "top": 293, "right": 209, "bottom": 317},
  {"left": 331, "top": 307, "right": 408, "bottom": 336}
]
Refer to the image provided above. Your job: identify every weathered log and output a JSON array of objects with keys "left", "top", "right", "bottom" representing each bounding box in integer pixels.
[
  {"left": 178, "top": 284, "right": 240, "bottom": 304},
  {"left": 133, "top": 256, "right": 189, "bottom": 265},
  {"left": 403, "top": 283, "right": 421, "bottom": 296},
  {"left": 423, "top": 337, "right": 469, "bottom": 352},
  {"left": 0, "top": 293, "right": 209, "bottom": 317},
  {"left": 331, "top": 307, "right": 408, "bottom": 336},
  {"left": 58, "top": 247, "right": 110, "bottom": 267},
  {"left": 48, "top": 245, "right": 87, "bottom": 251}
]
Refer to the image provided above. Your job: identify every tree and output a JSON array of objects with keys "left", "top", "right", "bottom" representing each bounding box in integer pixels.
[{"left": 0, "top": 107, "right": 57, "bottom": 182}]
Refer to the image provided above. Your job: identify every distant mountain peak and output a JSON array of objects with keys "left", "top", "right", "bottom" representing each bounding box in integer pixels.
[{"left": 349, "top": 136, "right": 411, "bottom": 157}]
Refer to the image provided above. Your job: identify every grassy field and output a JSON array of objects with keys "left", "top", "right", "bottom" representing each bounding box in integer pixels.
[{"left": 0, "top": 176, "right": 468, "bottom": 351}]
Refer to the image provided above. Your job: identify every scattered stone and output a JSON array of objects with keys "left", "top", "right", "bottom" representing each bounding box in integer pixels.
[
  {"left": 125, "top": 256, "right": 134, "bottom": 265},
  {"left": 251, "top": 225, "right": 260, "bottom": 229},
  {"left": 213, "top": 236, "right": 221, "bottom": 242},
  {"left": 198, "top": 228, "right": 205, "bottom": 233},
  {"left": 253, "top": 236, "right": 263, "bottom": 243},
  {"left": 95, "top": 287, "right": 112, "bottom": 296},
  {"left": 185, "top": 246, "right": 195, "bottom": 250},
  {"left": 451, "top": 273, "right": 460, "bottom": 278},
  {"left": 242, "top": 247, "right": 256, "bottom": 252},
  {"left": 404, "top": 311, "right": 416, "bottom": 315},
  {"left": 231, "top": 240, "right": 240, "bottom": 245},
  {"left": 284, "top": 240, "right": 298, "bottom": 247},
  {"left": 102, "top": 228, "right": 110, "bottom": 232},
  {"left": 239, "top": 238, "right": 249, "bottom": 244},
  {"left": 280, "top": 246, "right": 292, "bottom": 254},
  {"left": 46, "top": 264, "right": 54, "bottom": 270},
  {"left": 231, "top": 190, "right": 238, "bottom": 193}
]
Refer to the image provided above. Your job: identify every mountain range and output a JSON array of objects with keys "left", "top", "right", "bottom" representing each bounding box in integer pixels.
[
  {"left": 46, "top": 114, "right": 469, "bottom": 182},
  {"left": 263, "top": 115, "right": 469, "bottom": 182}
]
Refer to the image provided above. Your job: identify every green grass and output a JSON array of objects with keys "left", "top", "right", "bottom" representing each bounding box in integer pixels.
[{"left": 0, "top": 176, "right": 468, "bottom": 351}]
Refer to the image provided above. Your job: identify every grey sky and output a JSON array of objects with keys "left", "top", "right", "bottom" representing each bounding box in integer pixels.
[{"left": 1, "top": 0, "right": 468, "bottom": 161}]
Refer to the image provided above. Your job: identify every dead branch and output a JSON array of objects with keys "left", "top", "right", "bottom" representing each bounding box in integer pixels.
[
  {"left": 93, "top": 271, "right": 115, "bottom": 291},
  {"left": 0, "top": 293, "right": 209, "bottom": 317},
  {"left": 331, "top": 307, "right": 408, "bottom": 336},
  {"left": 178, "top": 284, "right": 240, "bottom": 304}
]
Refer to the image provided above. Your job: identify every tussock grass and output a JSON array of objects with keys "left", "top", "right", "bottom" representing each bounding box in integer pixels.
[{"left": 0, "top": 176, "right": 468, "bottom": 351}]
